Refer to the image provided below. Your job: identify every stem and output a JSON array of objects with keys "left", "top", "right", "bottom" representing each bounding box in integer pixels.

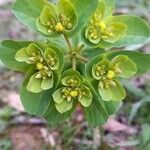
[
  {"left": 76, "top": 44, "right": 85, "bottom": 52},
  {"left": 72, "top": 58, "right": 76, "bottom": 70},
  {"left": 63, "top": 34, "right": 73, "bottom": 52},
  {"left": 76, "top": 54, "right": 88, "bottom": 63}
]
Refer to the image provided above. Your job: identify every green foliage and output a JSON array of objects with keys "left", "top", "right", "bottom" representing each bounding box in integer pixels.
[{"left": 0, "top": 0, "right": 150, "bottom": 126}]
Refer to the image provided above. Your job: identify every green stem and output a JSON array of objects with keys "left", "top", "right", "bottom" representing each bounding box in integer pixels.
[
  {"left": 72, "top": 58, "right": 76, "bottom": 70},
  {"left": 76, "top": 44, "right": 85, "bottom": 52},
  {"left": 76, "top": 54, "right": 88, "bottom": 63},
  {"left": 63, "top": 34, "right": 73, "bottom": 52}
]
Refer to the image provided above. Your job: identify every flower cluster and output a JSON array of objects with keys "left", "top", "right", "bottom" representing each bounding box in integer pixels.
[
  {"left": 36, "top": 0, "right": 77, "bottom": 36},
  {"left": 92, "top": 55, "right": 137, "bottom": 101},
  {"left": 53, "top": 70, "right": 92, "bottom": 113},
  {"left": 1, "top": 0, "right": 149, "bottom": 125},
  {"left": 15, "top": 43, "right": 59, "bottom": 93},
  {"left": 85, "top": 0, "right": 126, "bottom": 45}
]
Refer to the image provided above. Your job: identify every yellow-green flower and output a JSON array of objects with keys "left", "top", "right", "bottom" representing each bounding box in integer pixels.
[
  {"left": 53, "top": 70, "right": 92, "bottom": 113},
  {"left": 15, "top": 43, "right": 59, "bottom": 93},
  {"left": 92, "top": 55, "right": 137, "bottom": 101},
  {"left": 85, "top": 0, "right": 126, "bottom": 45},
  {"left": 36, "top": 0, "right": 77, "bottom": 36}
]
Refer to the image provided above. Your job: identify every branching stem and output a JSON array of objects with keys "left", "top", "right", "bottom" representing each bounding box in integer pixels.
[
  {"left": 63, "top": 34, "right": 73, "bottom": 52},
  {"left": 72, "top": 57, "right": 77, "bottom": 70},
  {"left": 76, "top": 44, "right": 85, "bottom": 52},
  {"left": 76, "top": 54, "right": 88, "bottom": 63},
  {"left": 63, "top": 34, "right": 88, "bottom": 70}
]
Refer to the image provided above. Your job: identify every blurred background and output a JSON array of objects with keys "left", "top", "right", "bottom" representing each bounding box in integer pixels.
[{"left": 0, "top": 0, "right": 150, "bottom": 150}]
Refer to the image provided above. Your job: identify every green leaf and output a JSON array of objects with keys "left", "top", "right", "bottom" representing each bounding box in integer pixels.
[
  {"left": 55, "top": 100, "right": 73, "bottom": 114},
  {"left": 83, "top": 79, "right": 109, "bottom": 126},
  {"left": 106, "top": 15, "right": 150, "bottom": 47},
  {"left": 61, "top": 69, "right": 82, "bottom": 82},
  {"left": 92, "top": 58, "right": 110, "bottom": 80},
  {"left": 111, "top": 55, "right": 137, "bottom": 78},
  {"left": 69, "top": 0, "right": 98, "bottom": 35},
  {"left": 44, "top": 48, "right": 59, "bottom": 70},
  {"left": 85, "top": 26, "right": 101, "bottom": 44},
  {"left": 98, "top": 80, "right": 126, "bottom": 101},
  {"left": 53, "top": 88, "right": 64, "bottom": 104},
  {"left": 95, "top": 0, "right": 105, "bottom": 20},
  {"left": 106, "top": 50, "right": 150, "bottom": 75},
  {"left": 26, "top": 74, "right": 43, "bottom": 93},
  {"left": 57, "top": 0, "right": 77, "bottom": 36},
  {"left": 36, "top": 5, "right": 59, "bottom": 37},
  {"left": 20, "top": 67, "right": 56, "bottom": 116},
  {"left": 78, "top": 86, "right": 92, "bottom": 107},
  {"left": 12, "top": 0, "right": 48, "bottom": 32},
  {"left": 39, "top": 5, "right": 57, "bottom": 26},
  {"left": 44, "top": 100, "right": 76, "bottom": 123},
  {"left": 41, "top": 76, "right": 54, "bottom": 90},
  {"left": 103, "top": 0, "right": 115, "bottom": 18},
  {"left": 15, "top": 48, "right": 30, "bottom": 63},
  {"left": 0, "top": 40, "right": 31, "bottom": 72},
  {"left": 15, "top": 43, "right": 41, "bottom": 64},
  {"left": 83, "top": 47, "right": 105, "bottom": 60},
  {"left": 61, "top": 75, "right": 82, "bottom": 87},
  {"left": 84, "top": 95, "right": 109, "bottom": 126},
  {"left": 103, "top": 22, "right": 127, "bottom": 43},
  {"left": 47, "top": 45, "right": 65, "bottom": 73},
  {"left": 104, "top": 101, "right": 120, "bottom": 115}
]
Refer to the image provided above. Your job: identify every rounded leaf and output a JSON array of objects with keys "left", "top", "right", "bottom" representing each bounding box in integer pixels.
[
  {"left": 15, "top": 48, "right": 30, "bottom": 63},
  {"left": 53, "top": 88, "right": 64, "bottom": 104},
  {"left": 57, "top": 0, "right": 78, "bottom": 33},
  {"left": 41, "top": 76, "right": 54, "bottom": 90},
  {"left": 111, "top": 55, "right": 137, "bottom": 78},
  {"left": 55, "top": 100, "right": 73, "bottom": 114},
  {"left": 98, "top": 80, "right": 126, "bottom": 101},
  {"left": 26, "top": 74, "right": 43, "bottom": 93},
  {"left": 44, "top": 48, "right": 59, "bottom": 70},
  {"left": 92, "top": 58, "right": 110, "bottom": 80},
  {"left": 103, "top": 22, "right": 127, "bottom": 43},
  {"left": 61, "top": 69, "right": 83, "bottom": 85},
  {"left": 78, "top": 86, "right": 92, "bottom": 107}
]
